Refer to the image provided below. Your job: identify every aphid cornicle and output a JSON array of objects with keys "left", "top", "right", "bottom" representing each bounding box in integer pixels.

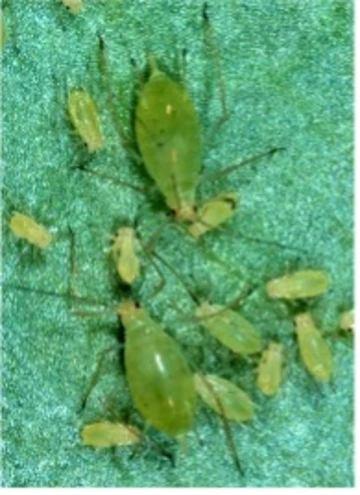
[
  {"left": 266, "top": 269, "right": 330, "bottom": 300},
  {"left": 9, "top": 212, "right": 53, "bottom": 249},
  {"left": 256, "top": 342, "right": 284, "bottom": 396},
  {"left": 68, "top": 89, "right": 103, "bottom": 152},
  {"left": 294, "top": 312, "right": 332, "bottom": 383},
  {"left": 194, "top": 373, "right": 255, "bottom": 423},
  {"left": 81, "top": 421, "right": 140, "bottom": 448},
  {"left": 111, "top": 227, "right": 140, "bottom": 285},
  {"left": 195, "top": 303, "right": 262, "bottom": 355},
  {"left": 118, "top": 300, "right": 196, "bottom": 438}
]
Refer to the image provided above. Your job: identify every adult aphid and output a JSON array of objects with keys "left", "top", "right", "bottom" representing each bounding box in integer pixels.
[
  {"left": 68, "top": 89, "right": 104, "bottom": 153},
  {"left": 195, "top": 302, "right": 263, "bottom": 355},
  {"left": 135, "top": 56, "right": 261, "bottom": 236},
  {"left": 194, "top": 373, "right": 255, "bottom": 423},
  {"left": 9, "top": 212, "right": 53, "bottom": 249},
  {"left": 294, "top": 312, "right": 332, "bottom": 383},
  {"left": 256, "top": 342, "right": 284, "bottom": 396},
  {"left": 266, "top": 269, "right": 330, "bottom": 300},
  {"left": 118, "top": 299, "right": 196, "bottom": 438},
  {"left": 81, "top": 421, "right": 140, "bottom": 448}
]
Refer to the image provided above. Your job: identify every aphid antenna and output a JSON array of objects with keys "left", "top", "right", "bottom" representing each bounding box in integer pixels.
[
  {"left": 3, "top": 282, "right": 115, "bottom": 316},
  {"left": 97, "top": 33, "right": 142, "bottom": 164},
  {"left": 195, "top": 284, "right": 256, "bottom": 323},
  {"left": 201, "top": 146, "right": 286, "bottom": 183},
  {"left": 74, "top": 164, "right": 149, "bottom": 195}
]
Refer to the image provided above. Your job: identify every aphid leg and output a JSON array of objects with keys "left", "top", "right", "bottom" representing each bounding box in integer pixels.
[
  {"left": 137, "top": 237, "right": 167, "bottom": 298},
  {"left": 79, "top": 346, "right": 119, "bottom": 412},
  {"left": 150, "top": 248, "right": 201, "bottom": 305},
  {"left": 202, "top": 146, "right": 285, "bottom": 183},
  {"left": 199, "top": 374, "right": 244, "bottom": 476}
]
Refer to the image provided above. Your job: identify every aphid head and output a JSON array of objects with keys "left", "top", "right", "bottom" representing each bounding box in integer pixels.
[
  {"left": 117, "top": 299, "right": 138, "bottom": 319},
  {"left": 175, "top": 204, "right": 196, "bottom": 222}
]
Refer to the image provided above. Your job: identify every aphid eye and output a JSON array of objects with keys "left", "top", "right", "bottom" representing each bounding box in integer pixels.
[
  {"left": 9, "top": 212, "right": 53, "bottom": 249},
  {"left": 68, "top": 89, "right": 104, "bottom": 153}
]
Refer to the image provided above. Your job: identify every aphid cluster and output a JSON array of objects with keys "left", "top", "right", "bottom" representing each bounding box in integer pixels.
[{"left": 6, "top": 3, "right": 348, "bottom": 477}]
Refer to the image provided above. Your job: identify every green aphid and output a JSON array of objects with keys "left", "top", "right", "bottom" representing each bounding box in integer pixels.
[
  {"left": 294, "top": 312, "right": 332, "bottom": 383},
  {"left": 195, "top": 303, "right": 262, "bottom": 355},
  {"left": 81, "top": 421, "right": 140, "bottom": 448},
  {"left": 135, "top": 56, "right": 201, "bottom": 222},
  {"left": 266, "top": 269, "right": 330, "bottom": 300},
  {"left": 117, "top": 300, "right": 196, "bottom": 438},
  {"left": 188, "top": 192, "right": 237, "bottom": 238},
  {"left": 111, "top": 227, "right": 140, "bottom": 285},
  {"left": 194, "top": 373, "right": 255, "bottom": 423},
  {"left": 135, "top": 56, "right": 236, "bottom": 235},
  {"left": 68, "top": 89, "right": 104, "bottom": 152},
  {"left": 256, "top": 342, "right": 284, "bottom": 396}
]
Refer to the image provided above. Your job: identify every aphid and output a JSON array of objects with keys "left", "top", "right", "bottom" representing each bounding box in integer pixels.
[
  {"left": 135, "top": 55, "right": 201, "bottom": 223},
  {"left": 118, "top": 300, "right": 196, "bottom": 438},
  {"left": 256, "top": 342, "right": 284, "bottom": 396},
  {"left": 134, "top": 56, "right": 244, "bottom": 236},
  {"left": 68, "top": 89, "right": 103, "bottom": 152},
  {"left": 339, "top": 309, "right": 354, "bottom": 332},
  {"left": 266, "top": 269, "right": 330, "bottom": 300},
  {"left": 81, "top": 421, "right": 140, "bottom": 448},
  {"left": 62, "top": 0, "right": 83, "bottom": 15},
  {"left": 188, "top": 192, "right": 237, "bottom": 238},
  {"left": 111, "top": 227, "right": 140, "bottom": 285},
  {"left": 195, "top": 302, "right": 262, "bottom": 355},
  {"left": 294, "top": 312, "right": 332, "bottom": 382},
  {"left": 9, "top": 212, "right": 53, "bottom": 249},
  {"left": 194, "top": 373, "right": 255, "bottom": 423}
]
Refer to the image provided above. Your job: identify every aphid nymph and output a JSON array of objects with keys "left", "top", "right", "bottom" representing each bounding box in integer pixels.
[
  {"left": 294, "top": 312, "right": 332, "bottom": 383},
  {"left": 9, "top": 212, "right": 53, "bottom": 249}
]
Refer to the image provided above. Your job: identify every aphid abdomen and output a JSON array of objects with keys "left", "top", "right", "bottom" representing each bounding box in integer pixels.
[
  {"left": 119, "top": 302, "right": 196, "bottom": 437},
  {"left": 294, "top": 312, "right": 332, "bottom": 382},
  {"left": 135, "top": 65, "right": 201, "bottom": 220},
  {"left": 196, "top": 303, "right": 262, "bottom": 355}
]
